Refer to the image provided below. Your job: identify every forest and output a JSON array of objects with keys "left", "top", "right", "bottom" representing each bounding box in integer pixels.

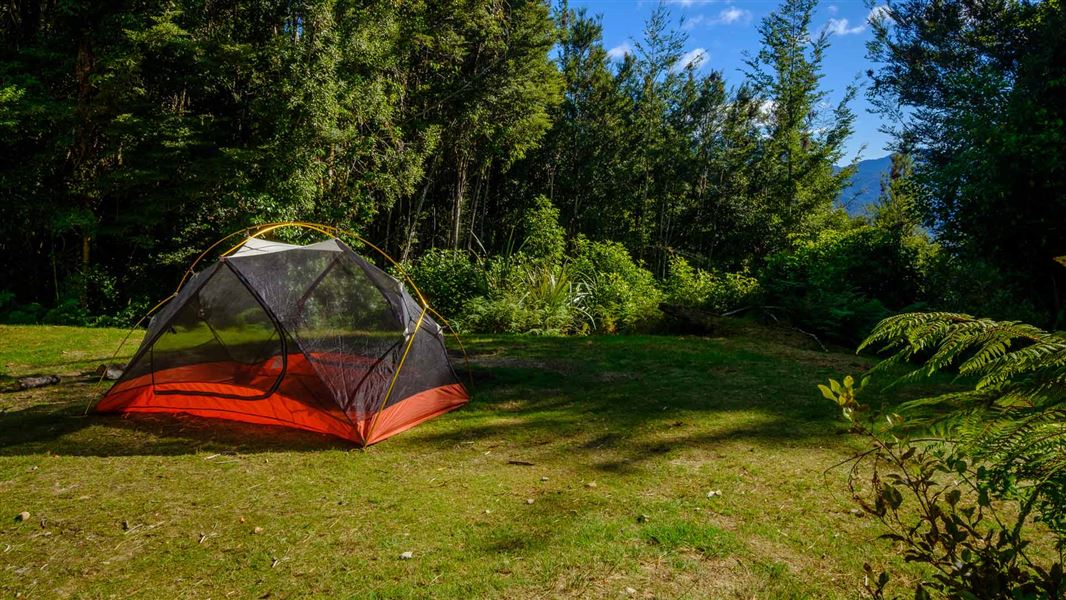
[{"left": 2, "top": 0, "right": 1063, "bottom": 342}]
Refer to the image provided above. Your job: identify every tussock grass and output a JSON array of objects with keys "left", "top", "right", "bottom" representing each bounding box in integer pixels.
[{"left": 0, "top": 323, "right": 929, "bottom": 598}]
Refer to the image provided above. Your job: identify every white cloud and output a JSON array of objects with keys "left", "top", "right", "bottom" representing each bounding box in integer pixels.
[
  {"left": 673, "top": 48, "right": 709, "bottom": 72},
  {"left": 682, "top": 14, "right": 705, "bottom": 29},
  {"left": 607, "top": 42, "right": 632, "bottom": 61},
  {"left": 669, "top": 0, "right": 715, "bottom": 6},
  {"left": 711, "top": 7, "right": 752, "bottom": 25},
  {"left": 684, "top": 7, "right": 753, "bottom": 29},
  {"left": 867, "top": 5, "right": 895, "bottom": 24},
  {"left": 826, "top": 17, "right": 865, "bottom": 36}
]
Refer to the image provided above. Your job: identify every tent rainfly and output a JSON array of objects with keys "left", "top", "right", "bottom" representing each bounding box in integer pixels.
[{"left": 95, "top": 236, "right": 469, "bottom": 445}]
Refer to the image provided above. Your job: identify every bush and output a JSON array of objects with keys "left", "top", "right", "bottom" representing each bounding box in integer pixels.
[
  {"left": 663, "top": 256, "right": 762, "bottom": 314},
  {"left": 403, "top": 249, "right": 487, "bottom": 320},
  {"left": 521, "top": 195, "right": 566, "bottom": 263},
  {"left": 570, "top": 237, "right": 662, "bottom": 332},
  {"left": 822, "top": 312, "right": 1066, "bottom": 598},
  {"left": 924, "top": 252, "right": 1048, "bottom": 326},
  {"left": 760, "top": 225, "right": 930, "bottom": 343},
  {"left": 457, "top": 258, "right": 591, "bottom": 335},
  {"left": 41, "top": 298, "right": 90, "bottom": 326}
]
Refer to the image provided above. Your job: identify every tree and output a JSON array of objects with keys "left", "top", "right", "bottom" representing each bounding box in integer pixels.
[
  {"left": 871, "top": 152, "right": 922, "bottom": 236},
  {"left": 744, "top": 0, "right": 856, "bottom": 258},
  {"left": 867, "top": 0, "right": 1066, "bottom": 325}
]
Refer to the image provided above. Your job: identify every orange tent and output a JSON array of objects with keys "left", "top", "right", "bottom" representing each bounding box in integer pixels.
[{"left": 95, "top": 229, "right": 468, "bottom": 446}]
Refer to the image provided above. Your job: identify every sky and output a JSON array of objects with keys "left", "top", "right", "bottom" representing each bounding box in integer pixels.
[{"left": 569, "top": 0, "right": 893, "bottom": 163}]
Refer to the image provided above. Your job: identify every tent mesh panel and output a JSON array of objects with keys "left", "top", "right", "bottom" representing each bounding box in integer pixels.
[{"left": 228, "top": 247, "right": 405, "bottom": 420}]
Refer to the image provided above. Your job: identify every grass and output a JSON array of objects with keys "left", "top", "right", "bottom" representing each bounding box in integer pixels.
[{"left": 0, "top": 322, "right": 935, "bottom": 598}]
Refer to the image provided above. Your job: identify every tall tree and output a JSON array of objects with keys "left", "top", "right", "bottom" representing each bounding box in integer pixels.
[
  {"left": 744, "top": 0, "right": 856, "bottom": 258},
  {"left": 867, "top": 0, "right": 1066, "bottom": 324}
]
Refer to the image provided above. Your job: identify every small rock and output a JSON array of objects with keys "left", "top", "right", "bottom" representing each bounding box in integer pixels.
[
  {"left": 399, "top": 551, "right": 414, "bottom": 560},
  {"left": 585, "top": 481, "right": 597, "bottom": 489},
  {"left": 483, "top": 509, "right": 492, "bottom": 514},
  {"left": 95, "top": 364, "right": 124, "bottom": 380},
  {"left": 525, "top": 498, "right": 535, "bottom": 505},
  {"left": 637, "top": 514, "right": 649, "bottom": 524},
  {"left": 253, "top": 526, "right": 264, "bottom": 535},
  {"left": 540, "top": 476, "right": 549, "bottom": 482},
  {"left": 706, "top": 489, "right": 722, "bottom": 498},
  {"left": 849, "top": 508, "right": 863, "bottom": 517},
  {"left": 239, "top": 516, "right": 246, "bottom": 523},
  {"left": 624, "top": 587, "right": 637, "bottom": 595},
  {"left": 15, "top": 512, "right": 30, "bottom": 523}
]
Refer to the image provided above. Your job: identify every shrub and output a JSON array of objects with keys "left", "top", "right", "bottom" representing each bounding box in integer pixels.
[
  {"left": 521, "top": 195, "right": 565, "bottom": 263},
  {"left": 457, "top": 259, "right": 591, "bottom": 335},
  {"left": 663, "top": 256, "right": 761, "bottom": 314},
  {"left": 1, "top": 300, "right": 44, "bottom": 324},
  {"left": 760, "top": 225, "right": 930, "bottom": 343},
  {"left": 570, "top": 237, "right": 662, "bottom": 332},
  {"left": 403, "top": 249, "right": 487, "bottom": 320},
  {"left": 924, "top": 252, "right": 1048, "bottom": 326},
  {"left": 41, "top": 298, "right": 90, "bottom": 326},
  {"left": 821, "top": 311, "right": 1066, "bottom": 598}
]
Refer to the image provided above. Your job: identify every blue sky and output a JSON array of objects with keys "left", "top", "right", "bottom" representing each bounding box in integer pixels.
[{"left": 570, "top": 0, "right": 892, "bottom": 163}]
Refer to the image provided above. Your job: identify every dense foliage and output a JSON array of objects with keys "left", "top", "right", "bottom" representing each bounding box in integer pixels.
[
  {"left": 823, "top": 310, "right": 1066, "bottom": 597},
  {"left": 1, "top": 0, "right": 1063, "bottom": 346},
  {"left": 867, "top": 0, "right": 1066, "bottom": 326},
  {"left": 0, "top": 0, "right": 866, "bottom": 334}
]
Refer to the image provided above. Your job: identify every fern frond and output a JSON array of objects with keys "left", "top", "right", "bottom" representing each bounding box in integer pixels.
[{"left": 861, "top": 312, "right": 1066, "bottom": 529}]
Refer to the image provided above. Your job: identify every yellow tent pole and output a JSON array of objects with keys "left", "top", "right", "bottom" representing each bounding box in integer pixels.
[
  {"left": 364, "top": 307, "right": 427, "bottom": 446},
  {"left": 85, "top": 291, "right": 177, "bottom": 413},
  {"left": 425, "top": 306, "right": 474, "bottom": 394}
]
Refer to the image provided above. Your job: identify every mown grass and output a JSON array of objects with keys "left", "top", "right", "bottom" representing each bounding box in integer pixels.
[{"left": 0, "top": 323, "right": 935, "bottom": 598}]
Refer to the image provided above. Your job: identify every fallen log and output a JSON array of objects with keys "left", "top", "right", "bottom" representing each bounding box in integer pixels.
[{"left": 17, "top": 375, "right": 61, "bottom": 390}]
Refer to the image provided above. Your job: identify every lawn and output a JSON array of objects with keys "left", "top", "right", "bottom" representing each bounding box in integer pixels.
[{"left": 0, "top": 323, "right": 923, "bottom": 598}]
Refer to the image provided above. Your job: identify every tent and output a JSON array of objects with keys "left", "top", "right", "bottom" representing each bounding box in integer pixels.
[{"left": 95, "top": 234, "right": 469, "bottom": 446}]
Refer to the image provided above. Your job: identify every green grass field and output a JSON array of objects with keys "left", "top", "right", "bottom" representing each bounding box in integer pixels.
[{"left": 0, "top": 323, "right": 931, "bottom": 598}]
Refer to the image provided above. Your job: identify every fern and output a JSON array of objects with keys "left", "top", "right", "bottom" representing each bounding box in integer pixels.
[{"left": 862, "top": 312, "right": 1066, "bottom": 540}]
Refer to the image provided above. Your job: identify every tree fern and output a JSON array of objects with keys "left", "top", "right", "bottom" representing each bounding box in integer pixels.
[{"left": 861, "top": 312, "right": 1066, "bottom": 539}]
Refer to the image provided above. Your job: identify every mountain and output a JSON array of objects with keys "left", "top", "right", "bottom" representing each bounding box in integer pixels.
[{"left": 836, "top": 155, "right": 892, "bottom": 216}]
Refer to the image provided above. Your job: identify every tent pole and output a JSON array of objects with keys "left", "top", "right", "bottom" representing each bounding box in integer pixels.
[{"left": 364, "top": 307, "right": 427, "bottom": 446}]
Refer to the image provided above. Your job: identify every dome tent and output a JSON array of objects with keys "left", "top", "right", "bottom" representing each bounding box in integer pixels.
[{"left": 95, "top": 227, "right": 468, "bottom": 446}]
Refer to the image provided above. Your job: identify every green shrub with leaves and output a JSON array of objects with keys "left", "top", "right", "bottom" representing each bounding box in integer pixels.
[
  {"left": 761, "top": 225, "right": 930, "bottom": 343},
  {"left": 403, "top": 249, "right": 488, "bottom": 320},
  {"left": 570, "top": 236, "right": 662, "bottom": 332},
  {"left": 923, "top": 252, "right": 1049, "bottom": 326},
  {"left": 458, "top": 258, "right": 591, "bottom": 335},
  {"left": 663, "top": 256, "right": 762, "bottom": 314},
  {"left": 821, "top": 311, "right": 1066, "bottom": 598},
  {"left": 521, "top": 195, "right": 566, "bottom": 263}
]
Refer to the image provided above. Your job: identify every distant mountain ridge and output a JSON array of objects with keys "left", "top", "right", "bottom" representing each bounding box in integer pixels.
[{"left": 836, "top": 155, "right": 892, "bottom": 216}]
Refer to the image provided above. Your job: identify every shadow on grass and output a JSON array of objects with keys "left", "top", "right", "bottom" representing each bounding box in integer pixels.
[
  {"left": 397, "top": 334, "right": 869, "bottom": 471},
  {"left": 0, "top": 383, "right": 351, "bottom": 456},
  {"left": 0, "top": 333, "right": 868, "bottom": 458}
]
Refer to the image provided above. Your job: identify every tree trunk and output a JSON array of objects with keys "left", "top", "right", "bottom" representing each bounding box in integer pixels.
[
  {"left": 450, "top": 155, "right": 469, "bottom": 249},
  {"left": 75, "top": 34, "right": 95, "bottom": 308}
]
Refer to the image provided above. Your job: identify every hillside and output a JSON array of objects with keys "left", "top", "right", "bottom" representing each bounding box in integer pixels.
[{"left": 836, "top": 155, "right": 891, "bottom": 216}]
